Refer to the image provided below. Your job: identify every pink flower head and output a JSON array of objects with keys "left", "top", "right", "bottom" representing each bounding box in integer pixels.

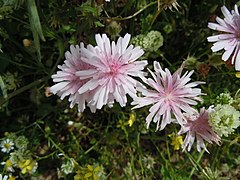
[
  {"left": 178, "top": 107, "right": 221, "bottom": 153},
  {"left": 208, "top": 5, "right": 240, "bottom": 70},
  {"left": 50, "top": 44, "right": 93, "bottom": 112},
  {"left": 132, "top": 61, "right": 204, "bottom": 130},
  {"left": 76, "top": 33, "right": 147, "bottom": 111}
]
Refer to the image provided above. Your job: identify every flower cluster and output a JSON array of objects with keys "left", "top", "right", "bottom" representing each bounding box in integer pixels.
[
  {"left": 74, "top": 165, "right": 101, "bottom": 180},
  {"left": 18, "top": 159, "right": 38, "bottom": 174},
  {"left": 209, "top": 104, "right": 240, "bottom": 137},
  {"left": 0, "top": 134, "right": 38, "bottom": 177},
  {"left": 215, "top": 92, "right": 233, "bottom": 105},
  {"left": 169, "top": 133, "right": 183, "bottom": 150},
  {"left": 60, "top": 158, "right": 75, "bottom": 175},
  {"left": 51, "top": 22, "right": 240, "bottom": 153},
  {"left": 131, "top": 30, "right": 164, "bottom": 53}
]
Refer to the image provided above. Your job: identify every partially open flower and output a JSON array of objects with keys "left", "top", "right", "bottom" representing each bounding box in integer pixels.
[
  {"left": 178, "top": 107, "right": 221, "bottom": 153},
  {"left": 159, "top": 0, "right": 180, "bottom": 11}
]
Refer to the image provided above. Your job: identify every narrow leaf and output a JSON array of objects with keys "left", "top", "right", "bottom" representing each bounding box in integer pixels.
[
  {"left": 0, "top": 75, "right": 8, "bottom": 108},
  {"left": 26, "top": 0, "right": 45, "bottom": 61},
  {"left": 27, "top": 0, "right": 45, "bottom": 41}
]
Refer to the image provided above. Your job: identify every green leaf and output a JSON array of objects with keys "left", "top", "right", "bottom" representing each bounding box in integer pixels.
[
  {"left": 87, "top": 165, "right": 94, "bottom": 171},
  {"left": 94, "top": 21, "right": 104, "bottom": 27},
  {"left": 0, "top": 76, "right": 7, "bottom": 98},
  {"left": 26, "top": 0, "right": 45, "bottom": 61},
  {"left": 93, "top": 174, "right": 98, "bottom": 180},
  {"left": 57, "top": 39, "right": 64, "bottom": 58},
  {"left": 0, "top": 53, "right": 10, "bottom": 72},
  {"left": 84, "top": 172, "right": 92, "bottom": 178},
  {"left": 0, "top": 75, "right": 8, "bottom": 108},
  {"left": 78, "top": 5, "right": 99, "bottom": 16},
  {"left": 26, "top": 0, "right": 45, "bottom": 41},
  {"left": 94, "top": 166, "right": 100, "bottom": 172}
]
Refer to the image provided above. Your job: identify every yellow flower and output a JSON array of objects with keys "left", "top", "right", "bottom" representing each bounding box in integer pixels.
[
  {"left": 169, "top": 134, "right": 183, "bottom": 150},
  {"left": 6, "top": 159, "right": 14, "bottom": 172},
  {"left": 235, "top": 72, "right": 240, "bottom": 78},
  {"left": 22, "top": 39, "right": 32, "bottom": 47},
  {"left": 1, "top": 159, "right": 14, "bottom": 172},
  {"left": 117, "top": 119, "right": 128, "bottom": 130},
  {"left": 128, "top": 113, "right": 135, "bottom": 127},
  {"left": 9, "top": 175, "right": 16, "bottom": 180},
  {"left": 4, "top": 132, "right": 9, "bottom": 136},
  {"left": 6, "top": 159, "right": 12, "bottom": 167},
  {"left": 18, "top": 159, "right": 37, "bottom": 174},
  {"left": 74, "top": 165, "right": 100, "bottom": 180}
]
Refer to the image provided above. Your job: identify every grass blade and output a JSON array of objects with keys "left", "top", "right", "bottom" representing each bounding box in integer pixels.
[{"left": 26, "top": 0, "right": 45, "bottom": 61}]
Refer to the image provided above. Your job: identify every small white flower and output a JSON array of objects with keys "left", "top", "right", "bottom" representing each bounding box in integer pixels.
[
  {"left": 61, "top": 159, "right": 75, "bottom": 175},
  {"left": 0, "top": 139, "right": 14, "bottom": 153},
  {"left": 0, "top": 174, "right": 8, "bottom": 180},
  {"left": 1, "top": 159, "right": 14, "bottom": 172},
  {"left": 32, "top": 161, "right": 38, "bottom": 174},
  {"left": 67, "top": 121, "right": 74, "bottom": 126}
]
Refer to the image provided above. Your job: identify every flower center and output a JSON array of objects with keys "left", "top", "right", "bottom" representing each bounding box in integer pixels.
[
  {"left": 108, "top": 63, "right": 120, "bottom": 76},
  {"left": 165, "top": 93, "right": 172, "bottom": 99},
  {"left": 4, "top": 143, "right": 11, "bottom": 149},
  {"left": 6, "top": 160, "right": 12, "bottom": 167},
  {"left": 164, "top": 92, "right": 173, "bottom": 101}
]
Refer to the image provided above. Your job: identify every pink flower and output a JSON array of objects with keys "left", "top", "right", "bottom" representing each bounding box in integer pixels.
[
  {"left": 132, "top": 61, "right": 204, "bottom": 130},
  {"left": 50, "top": 44, "right": 94, "bottom": 112},
  {"left": 178, "top": 108, "right": 221, "bottom": 153},
  {"left": 208, "top": 5, "right": 240, "bottom": 70},
  {"left": 76, "top": 34, "right": 147, "bottom": 111}
]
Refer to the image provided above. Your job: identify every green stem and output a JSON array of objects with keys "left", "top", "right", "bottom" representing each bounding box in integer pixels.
[
  {"left": 165, "top": 132, "right": 171, "bottom": 161},
  {"left": 123, "top": 128, "right": 137, "bottom": 179},
  {"left": 211, "top": 146, "right": 220, "bottom": 169},
  {"left": 151, "top": 139, "right": 169, "bottom": 165},
  {"left": 8, "top": 77, "right": 47, "bottom": 99},
  {"left": 35, "top": 151, "right": 56, "bottom": 161},
  {"left": 8, "top": 15, "right": 29, "bottom": 26},
  {"left": 105, "top": 1, "right": 158, "bottom": 21},
  {"left": 234, "top": 88, "right": 240, "bottom": 99},
  {"left": 187, "top": 150, "right": 205, "bottom": 178},
  {"left": 0, "top": 39, "right": 64, "bottom": 107},
  {"left": 151, "top": 8, "right": 162, "bottom": 26},
  {"left": 0, "top": 76, "right": 49, "bottom": 107},
  {"left": 160, "top": 53, "right": 173, "bottom": 67},
  {"left": 222, "top": 138, "right": 240, "bottom": 147},
  {"left": 84, "top": 140, "right": 101, "bottom": 155},
  {"left": 137, "top": 132, "right": 145, "bottom": 176},
  {"left": 35, "top": 123, "right": 79, "bottom": 166},
  {"left": 8, "top": 59, "right": 35, "bottom": 69}
]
